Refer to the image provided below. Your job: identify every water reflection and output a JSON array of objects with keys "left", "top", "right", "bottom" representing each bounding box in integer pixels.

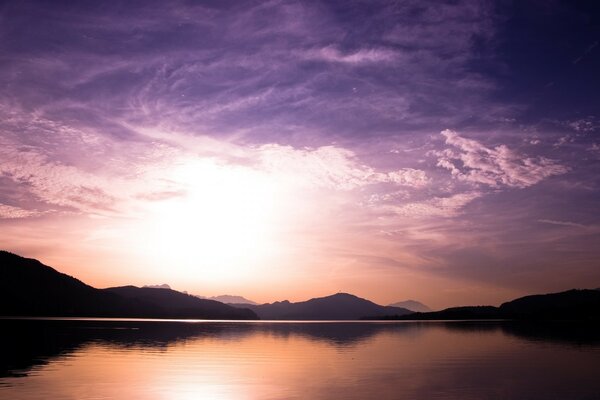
[{"left": 1, "top": 319, "right": 599, "bottom": 399}]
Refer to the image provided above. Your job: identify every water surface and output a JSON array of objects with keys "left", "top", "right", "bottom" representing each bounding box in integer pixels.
[{"left": 1, "top": 319, "right": 599, "bottom": 399}]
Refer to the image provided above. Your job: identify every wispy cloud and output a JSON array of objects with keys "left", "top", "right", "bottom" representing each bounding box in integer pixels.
[
  {"left": 257, "top": 144, "right": 429, "bottom": 190},
  {"left": 538, "top": 219, "right": 587, "bottom": 229},
  {"left": 435, "top": 130, "right": 569, "bottom": 188},
  {"left": 387, "top": 192, "right": 482, "bottom": 218},
  {"left": 568, "top": 117, "right": 599, "bottom": 133},
  {"left": 0, "top": 204, "right": 44, "bottom": 219},
  {"left": 303, "top": 46, "right": 398, "bottom": 64}
]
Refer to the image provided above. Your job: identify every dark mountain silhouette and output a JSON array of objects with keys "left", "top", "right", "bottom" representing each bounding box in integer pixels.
[
  {"left": 0, "top": 251, "right": 136, "bottom": 317},
  {"left": 387, "top": 289, "right": 600, "bottom": 321},
  {"left": 106, "top": 286, "right": 256, "bottom": 319},
  {"left": 232, "top": 292, "right": 413, "bottom": 320},
  {"left": 0, "top": 251, "right": 257, "bottom": 320},
  {"left": 3, "top": 250, "right": 598, "bottom": 321},
  {"left": 388, "top": 300, "right": 431, "bottom": 312},
  {"left": 499, "top": 289, "right": 600, "bottom": 320}
]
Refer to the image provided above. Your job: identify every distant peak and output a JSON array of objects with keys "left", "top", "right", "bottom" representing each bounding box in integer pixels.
[
  {"left": 330, "top": 292, "right": 358, "bottom": 298},
  {"left": 324, "top": 292, "right": 364, "bottom": 300},
  {"left": 208, "top": 295, "right": 257, "bottom": 305},
  {"left": 388, "top": 300, "right": 432, "bottom": 312},
  {"left": 143, "top": 284, "right": 171, "bottom": 290}
]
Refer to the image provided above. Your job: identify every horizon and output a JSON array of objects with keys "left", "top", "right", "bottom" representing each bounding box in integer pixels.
[
  {"left": 1, "top": 1, "right": 599, "bottom": 310},
  {"left": 3, "top": 248, "right": 599, "bottom": 311}
]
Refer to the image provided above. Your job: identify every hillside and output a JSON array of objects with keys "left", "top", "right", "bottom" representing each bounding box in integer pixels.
[
  {"left": 0, "top": 251, "right": 257, "bottom": 320},
  {"left": 0, "top": 251, "right": 134, "bottom": 317},
  {"left": 499, "top": 289, "right": 600, "bottom": 320}
]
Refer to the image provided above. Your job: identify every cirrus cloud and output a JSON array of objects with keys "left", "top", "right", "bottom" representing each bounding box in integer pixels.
[{"left": 435, "top": 130, "right": 568, "bottom": 188}]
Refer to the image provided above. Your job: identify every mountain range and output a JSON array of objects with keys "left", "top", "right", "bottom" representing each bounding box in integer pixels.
[
  {"left": 231, "top": 293, "right": 412, "bottom": 320},
  {"left": 1, "top": 250, "right": 599, "bottom": 321},
  {"left": 142, "top": 285, "right": 258, "bottom": 305},
  {"left": 143, "top": 284, "right": 172, "bottom": 290},
  {"left": 0, "top": 251, "right": 410, "bottom": 320},
  {"left": 0, "top": 251, "right": 256, "bottom": 320}
]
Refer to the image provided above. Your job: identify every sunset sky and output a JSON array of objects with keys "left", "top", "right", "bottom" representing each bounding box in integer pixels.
[{"left": 1, "top": 1, "right": 599, "bottom": 308}]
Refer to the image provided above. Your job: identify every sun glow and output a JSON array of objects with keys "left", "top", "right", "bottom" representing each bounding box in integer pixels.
[{"left": 132, "top": 158, "right": 288, "bottom": 283}]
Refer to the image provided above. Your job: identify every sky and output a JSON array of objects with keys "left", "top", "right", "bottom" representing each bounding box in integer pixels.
[{"left": 1, "top": 0, "right": 599, "bottom": 309}]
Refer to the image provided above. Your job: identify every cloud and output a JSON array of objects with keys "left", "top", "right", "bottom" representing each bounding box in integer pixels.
[
  {"left": 568, "top": 117, "right": 598, "bottom": 133},
  {"left": 303, "top": 46, "right": 398, "bottom": 64},
  {"left": 257, "top": 144, "right": 429, "bottom": 190},
  {"left": 435, "top": 130, "right": 568, "bottom": 188},
  {"left": 0, "top": 204, "right": 44, "bottom": 219},
  {"left": 0, "top": 137, "right": 118, "bottom": 213},
  {"left": 588, "top": 143, "right": 600, "bottom": 155},
  {"left": 0, "top": 0, "right": 504, "bottom": 143},
  {"left": 378, "top": 168, "right": 430, "bottom": 187},
  {"left": 538, "top": 219, "right": 587, "bottom": 229},
  {"left": 388, "top": 192, "right": 481, "bottom": 218},
  {"left": 135, "top": 190, "right": 187, "bottom": 202},
  {"left": 0, "top": 103, "right": 431, "bottom": 220}
]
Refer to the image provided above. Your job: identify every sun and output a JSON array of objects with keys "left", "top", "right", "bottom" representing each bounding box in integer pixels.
[{"left": 132, "top": 158, "right": 286, "bottom": 283}]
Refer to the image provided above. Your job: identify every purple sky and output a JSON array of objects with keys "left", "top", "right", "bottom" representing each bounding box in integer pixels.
[{"left": 1, "top": 1, "right": 599, "bottom": 307}]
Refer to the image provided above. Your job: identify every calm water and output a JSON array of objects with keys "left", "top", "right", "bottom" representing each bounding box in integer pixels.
[{"left": 1, "top": 319, "right": 600, "bottom": 399}]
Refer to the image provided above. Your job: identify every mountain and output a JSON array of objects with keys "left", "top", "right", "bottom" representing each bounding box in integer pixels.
[
  {"left": 0, "top": 251, "right": 135, "bottom": 317},
  {"left": 0, "top": 251, "right": 257, "bottom": 320},
  {"left": 204, "top": 295, "right": 257, "bottom": 305},
  {"left": 232, "top": 293, "right": 413, "bottom": 320},
  {"left": 392, "top": 289, "right": 600, "bottom": 321},
  {"left": 143, "top": 284, "right": 171, "bottom": 289},
  {"left": 388, "top": 300, "right": 431, "bottom": 312},
  {"left": 106, "top": 286, "right": 256, "bottom": 319}
]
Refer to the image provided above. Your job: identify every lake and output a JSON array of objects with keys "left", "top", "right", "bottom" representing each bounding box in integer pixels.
[{"left": 1, "top": 319, "right": 599, "bottom": 399}]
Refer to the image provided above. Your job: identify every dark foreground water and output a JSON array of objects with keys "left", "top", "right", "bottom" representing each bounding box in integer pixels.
[{"left": 1, "top": 319, "right": 600, "bottom": 400}]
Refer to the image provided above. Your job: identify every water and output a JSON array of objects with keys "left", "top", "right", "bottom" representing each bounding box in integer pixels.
[{"left": 1, "top": 319, "right": 599, "bottom": 399}]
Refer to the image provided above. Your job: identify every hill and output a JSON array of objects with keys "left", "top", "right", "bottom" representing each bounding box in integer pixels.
[
  {"left": 0, "top": 251, "right": 135, "bottom": 317},
  {"left": 499, "top": 289, "right": 600, "bottom": 320},
  {"left": 106, "top": 286, "right": 256, "bottom": 319},
  {"left": 232, "top": 293, "right": 413, "bottom": 320},
  {"left": 0, "top": 251, "right": 257, "bottom": 320}
]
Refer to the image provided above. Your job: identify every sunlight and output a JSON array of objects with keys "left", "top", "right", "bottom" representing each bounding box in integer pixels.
[{"left": 134, "top": 158, "right": 286, "bottom": 282}]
